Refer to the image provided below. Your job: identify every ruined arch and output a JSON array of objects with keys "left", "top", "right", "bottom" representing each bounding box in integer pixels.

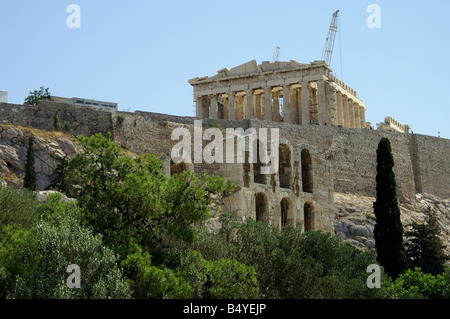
[
  {"left": 279, "top": 144, "right": 291, "bottom": 189},
  {"left": 253, "top": 139, "right": 265, "bottom": 184},
  {"left": 301, "top": 149, "right": 313, "bottom": 193},
  {"left": 280, "top": 197, "right": 294, "bottom": 227},
  {"left": 255, "top": 192, "right": 269, "bottom": 222},
  {"left": 304, "top": 202, "right": 314, "bottom": 231}
]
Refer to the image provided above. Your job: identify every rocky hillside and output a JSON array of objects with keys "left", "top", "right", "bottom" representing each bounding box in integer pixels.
[
  {"left": 334, "top": 192, "right": 450, "bottom": 255},
  {"left": 0, "top": 125, "right": 79, "bottom": 190}
]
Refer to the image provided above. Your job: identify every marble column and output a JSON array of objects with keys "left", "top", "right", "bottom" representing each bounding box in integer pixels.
[
  {"left": 210, "top": 95, "right": 218, "bottom": 119},
  {"left": 301, "top": 82, "right": 310, "bottom": 125},
  {"left": 317, "top": 79, "right": 327, "bottom": 125},
  {"left": 234, "top": 95, "right": 241, "bottom": 121},
  {"left": 336, "top": 91, "right": 344, "bottom": 126},
  {"left": 264, "top": 87, "right": 273, "bottom": 122},
  {"left": 342, "top": 95, "right": 350, "bottom": 128},
  {"left": 195, "top": 96, "right": 203, "bottom": 119},
  {"left": 360, "top": 106, "right": 366, "bottom": 128},
  {"left": 349, "top": 100, "right": 355, "bottom": 128},
  {"left": 354, "top": 102, "right": 361, "bottom": 129},
  {"left": 290, "top": 87, "right": 299, "bottom": 124},
  {"left": 228, "top": 91, "right": 236, "bottom": 121},
  {"left": 283, "top": 85, "right": 291, "bottom": 123},
  {"left": 259, "top": 93, "right": 265, "bottom": 119},
  {"left": 328, "top": 83, "right": 338, "bottom": 126},
  {"left": 296, "top": 88, "right": 301, "bottom": 124},
  {"left": 223, "top": 95, "right": 229, "bottom": 120},
  {"left": 246, "top": 89, "right": 254, "bottom": 119},
  {"left": 273, "top": 90, "right": 280, "bottom": 122}
]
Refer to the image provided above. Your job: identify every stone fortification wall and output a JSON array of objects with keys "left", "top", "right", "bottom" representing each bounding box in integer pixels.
[
  {"left": 0, "top": 102, "right": 113, "bottom": 138},
  {"left": 249, "top": 121, "right": 419, "bottom": 202},
  {"left": 411, "top": 134, "right": 450, "bottom": 200},
  {"left": 1, "top": 102, "right": 449, "bottom": 201},
  {"left": 116, "top": 112, "right": 450, "bottom": 202}
]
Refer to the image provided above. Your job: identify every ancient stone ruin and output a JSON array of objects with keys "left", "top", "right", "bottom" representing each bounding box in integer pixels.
[{"left": 189, "top": 59, "right": 367, "bottom": 128}]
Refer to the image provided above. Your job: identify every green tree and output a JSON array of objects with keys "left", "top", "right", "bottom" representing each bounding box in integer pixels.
[
  {"left": 188, "top": 220, "right": 382, "bottom": 299},
  {"left": 0, "top": 186, "right": 39, "bottom": 298},
  {"left": 24, "top": 86, "right": 51, "bottom": 105},
  {"left": 65, "top": 133, "right": 234, "bottom": 297},
  {"left": 120, "top": 245, "right": 192, "bottom": 299},
  {"left": 23, "top": 135, "right": 37, "bottom": 191},
  {"left": 48, "top": 156, "right": 69, "bottom": 193},
  {"left": 373, "top": 137, "right": 407, "bottom": 279},
  {"left": 405, "top": 209, "right": 448, "bottom": 275},
  {"left": 178, "top": 250, "right": 259, "bottom": 299},
  {"left": 0, "top": 225, "right": 37, "bottom": 298},
  {"left": 66, "top": 133, "right": 233, "bottom": 258},
  {"left": 10, "top": 193, "right": 131, "bottom": 299},
  {"left": 53, "top": 112, "right": 61, "bottom": 130},
  {"left": 383, "top": 267, "right": 448, "bottom": 299}
]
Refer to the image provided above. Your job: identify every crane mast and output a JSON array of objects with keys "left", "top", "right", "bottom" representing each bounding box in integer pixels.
[
  {"left": 321, "top": 10, "right": 339, "bottom": 66},
  {"left": 272, "top": 46, "right": 280, "bottom": 63}
]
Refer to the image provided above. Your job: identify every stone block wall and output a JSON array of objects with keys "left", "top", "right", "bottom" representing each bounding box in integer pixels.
[
  {"left": 1, "top": 102, "right": 449, "bottom": 202},
  {"left": 0, "top": 102, "right": 113, "bottom": 138}
]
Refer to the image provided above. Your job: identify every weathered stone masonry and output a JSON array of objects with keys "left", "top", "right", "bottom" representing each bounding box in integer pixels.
[
  {"left": 1, "top": 84, "right": 449, "bottom": 232},
  {"left": 189, "top": 60, "right": 367, "bottom": 128}
]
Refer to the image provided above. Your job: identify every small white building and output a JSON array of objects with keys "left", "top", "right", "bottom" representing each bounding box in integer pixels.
[
  {"left": 50, "top": 96, "right": 118, "bottom": 111},
  {"left": 0, "top": 90, "right": 7, "bottom": 103}
]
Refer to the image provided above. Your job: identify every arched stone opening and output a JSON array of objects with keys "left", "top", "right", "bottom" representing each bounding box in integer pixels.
[
  {"left": 301, "top": 149, "right": 313, "bottom": 193},
  {"left": 255, "top": 192, "right": 269, "bottom": 222},
  {"left": 280, "top": 197, "right": 294, "bottom": 227},
  {"left": 304, "top": 202, "right": 314, "bottom": 231},
  {"left": 279, "top": 144, "right": 291, "bottom": 189},
  {"left": 253, "top": 140, "right": 266, "bottom": 184}
]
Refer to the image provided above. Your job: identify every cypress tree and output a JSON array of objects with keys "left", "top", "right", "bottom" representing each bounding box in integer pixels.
[
  {"left": 23, "top": 135, "right": 37, "bottom": 191},
  {"left": 373, "top": 137, "right": 407, "bottom": 279},
  {"left": 48, "top": 155, "right": 69, "bottom": 193},
  {"left": 405, "top": 208, "right": 448, "bottom": 275}
]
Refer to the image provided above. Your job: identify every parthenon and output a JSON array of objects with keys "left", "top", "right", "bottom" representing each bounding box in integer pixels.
[{"left": 189, "top": 59, "right": 368, "bottom": 128}]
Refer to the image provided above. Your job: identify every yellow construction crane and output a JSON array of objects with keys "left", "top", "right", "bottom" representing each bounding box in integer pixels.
[{"left": 321, "top": 10, "right": 339, "bottom": 66}]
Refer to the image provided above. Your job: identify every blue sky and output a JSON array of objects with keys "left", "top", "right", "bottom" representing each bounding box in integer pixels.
[{"left": 1, "top": 0, "right": 449, "bottom": 138}]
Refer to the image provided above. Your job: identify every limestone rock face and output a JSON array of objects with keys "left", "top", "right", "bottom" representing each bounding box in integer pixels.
[
  {"left": 334, "top": 192, "right": 450, "bottom": 255},
  {"left": 0, "top": 125, "right": 79, "bottom": 190}
]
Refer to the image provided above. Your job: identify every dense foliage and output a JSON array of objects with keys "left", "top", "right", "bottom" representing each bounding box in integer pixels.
[
  {"left": 0, "top": 133, "right": 449, "bottom": 299},
  {"left": 405, "top": 209, "right": 449, "bottom": 275}
]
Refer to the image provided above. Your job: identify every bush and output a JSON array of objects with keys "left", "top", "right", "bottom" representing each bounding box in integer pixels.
[
  {"left": 0, "top": 186, "right": 38, "bottom": 229},
  {"left": 187, "top": 219, "right": 383, "bottom": 299},
  {"left": 383, "top": 267, "right": 448, "bottom": 299},
  {"left": 116, "top": 115, "right": 125, "bottom": 127},
  {"left": 11, "top": 216, "right": 131, "bottom": 299},
  {"left": 177, "top": 250, "right": 259, "bottom": 299},
  {"left": 121, "top": 246, "right": 192, "bottom": 299},
  {"left": 0, "top": 225, "right": 37, "bottom": 298},
  {"left": 4, "top": 195, "right": 131, "bottom": 299}
]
